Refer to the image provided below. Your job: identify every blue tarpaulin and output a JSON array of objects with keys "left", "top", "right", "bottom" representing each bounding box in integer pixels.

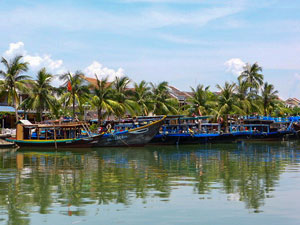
[{"left": 0, "top": 106, "right": 24, "bottom": 113}]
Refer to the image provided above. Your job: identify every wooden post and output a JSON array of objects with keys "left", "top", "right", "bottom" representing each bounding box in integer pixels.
[{"left": 54, "top": 126, "right": 57, "bottom": 149}]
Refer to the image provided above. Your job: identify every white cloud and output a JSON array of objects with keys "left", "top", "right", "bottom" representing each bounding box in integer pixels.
[
  {"left": 3, "top": 41, "right": 65, "bottom": 73},
  {"left": 224, "top": 58, "right": 246, "bottom": 76},
  {"left": 4, "top": 41, "right": 26, "bottom": 57},
  {"left": 3, "top": 42, "right": 66, "bottom": 86},
  {"left": 84, "top": 61, "right": 125, "bottom": 81}
]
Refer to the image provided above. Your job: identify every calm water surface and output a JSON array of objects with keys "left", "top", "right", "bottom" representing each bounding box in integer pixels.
[{"left": 0, "top": 142, "right": 300, "bottom": 225}]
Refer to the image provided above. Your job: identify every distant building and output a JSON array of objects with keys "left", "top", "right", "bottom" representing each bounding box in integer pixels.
[
  {"left": 167, "top": 86, "right": 192, "bottom": 106},
  {"left": 285, "top": 98, "right": 300, "bottom": 108}
]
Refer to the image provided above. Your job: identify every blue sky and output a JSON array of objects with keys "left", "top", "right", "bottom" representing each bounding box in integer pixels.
[{"left": 0, "top": 0, "right": 299, "bottom": 99}]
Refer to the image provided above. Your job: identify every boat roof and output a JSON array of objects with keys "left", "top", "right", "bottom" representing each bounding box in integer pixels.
[{"left": 20, "top": 121, "right": 86, "bottom": 129}]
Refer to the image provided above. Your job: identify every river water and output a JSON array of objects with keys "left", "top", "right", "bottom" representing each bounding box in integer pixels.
[{"left": 0, "top": 142, "right": 300, "bottom": 225}]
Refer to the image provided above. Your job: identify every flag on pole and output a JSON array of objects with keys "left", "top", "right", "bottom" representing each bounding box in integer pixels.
[{"left": 67, "top": 81, "right": 72, "bottom": 92}]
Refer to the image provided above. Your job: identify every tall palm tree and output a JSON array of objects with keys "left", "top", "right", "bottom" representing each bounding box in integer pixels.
[
  {"left": 90, "top": 75, "right": 120, "bottom": 125},
  {"left": 112, "top": 76, "right": 139, "bottom": 118},
  {"left": 59, "top": 71, "right": 90, "bottom": 119},
  {"left": 260, "top": 82, "right": 279, "bottom": 116},
  {"left": 0, "top": 55, "right": 31, "bottom": 122},
  {"left": 133, "top": 80, "right": 152, "bottom": 116},
  {"left": 22, "top": 68, "right": 56, "bottom": 121},
  {"left": 150, "top": 81, "right": 178, "bottom": 115},
  {"left": 187, "top": 85, "right": 216, "bottom": 116},
  {"left": 238, "top": 62, "right": 263, "bottom": 92}
]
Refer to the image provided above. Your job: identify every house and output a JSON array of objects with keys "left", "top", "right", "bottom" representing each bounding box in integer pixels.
[
  {"left": 167, "top": 86, "right": 192, "bottom": 106},
  {"left": 285, "top": 98, "right": 300, "bottom": 108}
]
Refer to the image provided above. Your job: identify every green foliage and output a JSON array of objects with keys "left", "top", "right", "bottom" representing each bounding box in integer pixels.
[
  {"left": 0, "top": 55, "right": 32, "bottom": 122},
  {"left": 89, "top": 123, "right": 98, "bottom": 132},
  {"left": 0, "top": 56, "right": 295, "bottom": 121}
]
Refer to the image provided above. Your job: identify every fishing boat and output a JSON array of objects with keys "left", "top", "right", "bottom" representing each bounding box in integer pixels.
[
  {"left": 6, "top": 120, "right": 102, "bottom": 149},
  {"left": 93, "top": 115, "right": 166, "bottom": 147},
  {"left": 149, "top": 116, "right": 234, "bottom": 145},
  {"left": 229, "top": 116, "right": 294, "bottom": 141}
]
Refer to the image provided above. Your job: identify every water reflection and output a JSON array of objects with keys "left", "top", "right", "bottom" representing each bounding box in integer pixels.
[{"left": 0, "top": 142, "right": 300, "bottom": 224}]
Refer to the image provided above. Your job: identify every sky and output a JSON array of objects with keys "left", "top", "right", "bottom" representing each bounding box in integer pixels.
[{"left": 0, "top": 0, "right": 299, "bottom": 99}]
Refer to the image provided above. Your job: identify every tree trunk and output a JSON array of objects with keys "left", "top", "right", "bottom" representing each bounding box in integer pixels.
[
  {"left": 14, "top": 96, "right": 19, "bottom": 123},
  {"left": 15, "top": 103, "right": 19, "bottom": 123},
  {"left": 97, "top": 107, "right": 102, "bottom": 126}
]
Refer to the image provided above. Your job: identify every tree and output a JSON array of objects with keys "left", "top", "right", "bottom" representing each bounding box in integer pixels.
[
  {"left": 90, "top": 75, "right": 119, "bottom": 125},
  {"left": 22, "top": 68, "right": 56, "bottom": 121},
  {"left": 112, "top": 76, "right": 139, "bottom": 118},
  {"left": 216, "top": 82, "right": 244, "bottom": 130},
  {"left": 133, "top": 80, "right": 152, "bottom": 116},
  {"left": 150, "top": 81, "right": 178, "bottom": 115},
  {"left": 0, "top": 55, "right": 31, "bottom": 122},
  {"left": 260, "top": 82, "right": 279, "bottom": 116},
  {"left": 238, "top": 63, "right": 263, "bottom": 92},
  {"left": 187, "top": 85, "right": 216, "bottom": 116},
  {"left": 59, "top": 71, "right": 90, "bottom": 119}
]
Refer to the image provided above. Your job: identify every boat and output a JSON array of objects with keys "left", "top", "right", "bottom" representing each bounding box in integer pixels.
[
  {"left": 93, "top": 115, "right": 166, "bottom": 147},
  {"left": 149, "top": 116, "right": 234, "bottom": 145},
  {"left": 229, "top": 116, "right": 294, "bottom": 141},
  {"left": 6, "top": 120, "right": 102, "bottom": 149}
]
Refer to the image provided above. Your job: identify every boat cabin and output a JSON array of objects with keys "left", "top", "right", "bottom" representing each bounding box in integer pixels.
[{"left": 16, "top": 120, "right": 90, "bottom": 141}]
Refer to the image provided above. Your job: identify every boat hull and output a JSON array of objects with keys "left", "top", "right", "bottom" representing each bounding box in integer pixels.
[
  {"left": 94, "top": 117, "right": 165, "bottom": 147},
  {"left": 149, "top": 133, "right": 235, "bottom": 145},
  {"left": 149, "top": 131, "right": 293, "bottom": 145},
  {"left": 232, "top": 131, "right": 292, "bottom": 141},
  {"left": 6, "top": 135, "right": 101, "bottom": 149}
]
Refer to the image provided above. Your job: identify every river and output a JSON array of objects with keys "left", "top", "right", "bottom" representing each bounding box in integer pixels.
[{"left": 0, "top": 141, "right": 300, "bottom": 225}]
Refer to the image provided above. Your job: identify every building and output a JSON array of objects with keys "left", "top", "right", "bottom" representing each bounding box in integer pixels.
[{"left": 285, "top": 98, "right": 300, "bottom": 108}]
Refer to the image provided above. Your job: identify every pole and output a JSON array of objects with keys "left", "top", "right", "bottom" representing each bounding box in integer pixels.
[{"left": 54, "top": 126, "right": 57, "bottom": 150}]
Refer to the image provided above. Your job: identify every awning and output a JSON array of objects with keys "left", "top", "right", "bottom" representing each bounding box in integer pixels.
[{"left": 0, "top": 106, "right": 24, "bottom": 113}]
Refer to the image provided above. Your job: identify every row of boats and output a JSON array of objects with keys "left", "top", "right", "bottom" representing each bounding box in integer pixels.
[{"left": 5, "top": 115, "right": 300, "bottom": 149}]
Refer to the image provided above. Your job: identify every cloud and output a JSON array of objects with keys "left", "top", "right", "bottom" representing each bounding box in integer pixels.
[
  {"left": 84, "top": 61, "right": 125, "bottom": 81},
  {"left": 0, "top": 3, "right": 243, "bottom": 33},
  {"left": 4, "top": 41, "right": 26, "bottom": 56},
  {"left": 224, "top": 58, "right": 246, "bottom": 76},
  {"left": 3, "top": 41, "right": 66, "bottom": 86}
]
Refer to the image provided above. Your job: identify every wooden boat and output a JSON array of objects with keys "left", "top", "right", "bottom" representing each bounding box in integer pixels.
[
  {"left": 230, "top": 118, "right": 294, "bottom": 141},
  {"left": 149, "top": 116, "right": 235, "bottom": 145},
  {"left": 6, "top": 120, "right": 102, "bottom": 149},
  {"left": 94, "top": 115, "right": 166, "bottom": 147}
]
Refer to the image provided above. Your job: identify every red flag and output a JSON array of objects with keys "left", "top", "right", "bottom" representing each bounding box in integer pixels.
[{"left": 67, "top": 81, "right": 72, "bottom": 92}]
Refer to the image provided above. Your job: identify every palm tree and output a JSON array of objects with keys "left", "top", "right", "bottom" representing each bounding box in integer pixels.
[
  {"left": 260, "top": 82, "right": 279, "bottom": 116},
  {"left": 216, "top": 82, "right": 244, "bottom": 131},
  {"left": 187, "top": 85, "right": 216, "bottom": 116},
  {"left": 236, "top": 80, "right": 253, "bottom": 114},
  {"left": 150, "top": 81, "right": 178, "bottom": 115},
  {"left": 59, "top": 71, "right": 90, "bottom": 119},
  {"left": 133, "top": 80, "right": 152, "bottom": 116},
  {"left": 22, "top": 68, "right": 56, "bottom": 121},
  {"left": 112, "top": 76, "right": 139, "bottom": 118},
  {"left": 90, "top": 75, "right": 120, "bottom": 125},
  {"left": 0, "top": 55, "right": 31, "bottom": 122},
  {"left": 238, "top": 62, "right": 263, "bottom": 92}
]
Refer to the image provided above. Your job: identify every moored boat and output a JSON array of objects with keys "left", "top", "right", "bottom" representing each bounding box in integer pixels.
[
  {"left": 149, "top": 116, "right": 235, "bottom": 145},
  {"left": 93, "top": 115, "right": 166, "bottom": 147},
  {"left": 230, "top": 117, "right": 294, "bottom": 141},
  {"left": 6, "top": 120, "right": 102, "bottom": 149}
]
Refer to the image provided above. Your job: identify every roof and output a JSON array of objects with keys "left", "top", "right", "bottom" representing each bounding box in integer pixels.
[
  {"left": 19, "top": 120, "right": 33, "bottom": 125},
  {"left": 168, "top": 86, "right": 192, "bottom": 99},
  {"left": 286, "top": 98, "right": 300, "bottom": 103},
  {"left": 0, "top": 106, "right": 24, "bottom": 113}
]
